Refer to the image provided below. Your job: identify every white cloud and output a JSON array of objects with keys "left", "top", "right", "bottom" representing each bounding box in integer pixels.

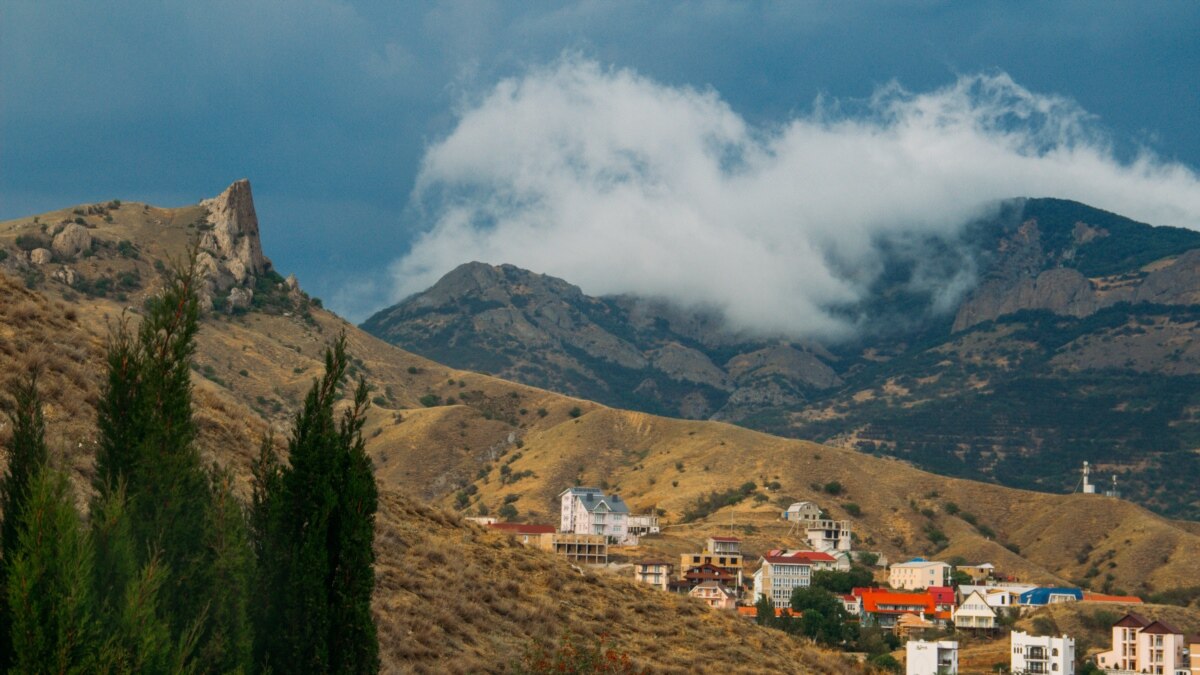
[{"left": 389, "top": 57, "right": 1200, "bottom": 338}]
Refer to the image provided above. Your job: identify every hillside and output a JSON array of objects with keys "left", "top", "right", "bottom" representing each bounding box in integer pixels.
[
  {"left": 0, "top": 186, "right": 859, "bottom": 673},
  {"left": 3, "top": 185, "right": 1200, "bottom": 670},
  {"left": 362, "top": 199, "right": 1200, "bottom": 519}
]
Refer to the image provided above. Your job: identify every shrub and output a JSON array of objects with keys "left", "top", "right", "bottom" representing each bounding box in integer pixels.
[
  {"left": 419, "top": 394, "right": 441, "bottom": 407},
  {"left": 407, "top": 366, "right": 419, "bottom": 374},
  {"left": 823, "top": 481, "right": 843, "bottom": 496},
  {"left": 568, "top": 406, "right": 582, "bottom": 418},
  {"left": 843, "top": 503, "right": 862, "bottom": 517},
  {"left": 14, "top": 234, "right": 46, "bottom": 251},
  {"left": 498, "top": 503, "right": 518, "bottom": 520},
  {"left": 944, "top": 502, "right": 960, "bottom": 515}
]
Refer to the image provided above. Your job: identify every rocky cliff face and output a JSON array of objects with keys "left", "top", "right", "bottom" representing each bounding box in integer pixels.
[
  {"left": 195, "top": 179, "right": 274, "bottom": 311},
  {"left": 953, "top": 202, "right": 1200, "bottom": 331}
]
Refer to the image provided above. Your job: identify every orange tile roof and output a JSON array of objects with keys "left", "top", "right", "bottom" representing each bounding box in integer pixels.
[
  {"left": 859, "top": 588, "right": 937, "bottom": 615},
  {"left": 1082, "top": 592, "right": 1143, "bottom": 604}
]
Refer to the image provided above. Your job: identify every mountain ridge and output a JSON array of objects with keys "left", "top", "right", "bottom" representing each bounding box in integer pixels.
[{"left": 362, "top": 198, "right": 1200, "bottom": 519}]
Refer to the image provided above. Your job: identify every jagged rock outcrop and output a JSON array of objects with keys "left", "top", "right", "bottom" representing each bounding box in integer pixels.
[
  {"left": 51, "top": 223, "right": 92, "bottom": 259},
  {"left": 194, "top": 180, "right": 274, "bottom": 310},
  {"left": 725, "top": 344, "right": 842, "bottom": 390},
  {"left": 954, "top": 212, "right": 1200, "bottom": 331}
]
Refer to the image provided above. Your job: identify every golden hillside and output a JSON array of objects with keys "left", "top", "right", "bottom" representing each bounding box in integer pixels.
[
  {"left": 3, "top": 188, "right": 1199, "bottom": 667},
  {"left": 0, "top": 196, "right": 860, "bottom": 673}
]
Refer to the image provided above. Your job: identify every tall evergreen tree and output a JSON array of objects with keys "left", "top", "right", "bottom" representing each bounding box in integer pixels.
[
  {"left": 0, "top": 368, "right": 50, "bottom": 670},
  {"left": 254, "top": 336, "right": 379, "bottom": 674},
  {"left": 92, "top": 255, "right": 251, "bottom": 672},
  {"left": 6, "top": 467, "right": 97, "bottom": 673},
  {"left": 90, "top": 482, "right": 197, "bottom": 675}
]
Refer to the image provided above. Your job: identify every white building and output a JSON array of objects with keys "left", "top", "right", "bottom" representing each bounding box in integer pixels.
[
  {"left": 906, "top": 639, "right": 958, "bottom": 675},
  {"left": 958, "top": 584, "right": 1028, "bottom": 610},
  {"left": 1095, "top": 613, "right": 1188, "bottom": 675},
  {"left": 806, "top": 519, "right": 853, "bottom": 553},
  {"left": 558, "top": 487, "right": 631, "bottom": 543},
  {"left": 751, "top": 550, "right": 838, "bottom": 606},
  {"left": 953, "top": 590, "right": 998, "bottom": 630},
  {"left": 626, "top": 514, "right": 660, "bottom": 537},
  {"left": 782, "top": 501, "right": 823, "bottom": 522},
  {"left": 1011, "top": 630, "right": 1074, "bottom": 675},
  {"left": 890, "top": 558, "right": 952, "bottom": 590}
]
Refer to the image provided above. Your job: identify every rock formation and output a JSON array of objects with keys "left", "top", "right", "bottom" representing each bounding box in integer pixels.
[
  {"left": 51, "top": 223, "right": 92, "bottom": 259},
  {"left": 194, "top": 179, "right": 274, "bottom": 310}
]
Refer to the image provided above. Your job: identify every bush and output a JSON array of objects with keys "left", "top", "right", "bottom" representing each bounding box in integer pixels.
[
  {"left": 856, "top": 551, "right": 880, "bottom": 567},
  {"left": 823, "top": 481, "right": 843, "bottom": 496},
  {"left": 14, "top": 234, "right": 46, "bottom": 251},
  {"left": 681, "top": 482, "right": 757, "bottom": 522},
  {"left": 419, "top": 394, "right": 441, "bottom": 407},
  {"left": 843, "top": 502, "right": 862, "bottom": 517},
  {"left": 498, "top": 503, "right": 518, "bottom": 520},
  {"left": 568, "top": 406, "right": 582, "bottom": 418},
  {"left": 978, "top": 524, "right": 997, "bottom": 539},
  {"left": 944, "top": 502, "right": 960, "bottom": 515}
]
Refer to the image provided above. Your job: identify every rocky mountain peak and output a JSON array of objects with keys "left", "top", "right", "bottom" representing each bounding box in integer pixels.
[{"left": 195, "top": 179, "right": 274, "bottom": 311}]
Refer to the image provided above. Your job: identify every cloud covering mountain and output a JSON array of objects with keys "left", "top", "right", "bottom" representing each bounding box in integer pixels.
[{"left": 389, "top": 57, "right": 1200, "bottom": 337}]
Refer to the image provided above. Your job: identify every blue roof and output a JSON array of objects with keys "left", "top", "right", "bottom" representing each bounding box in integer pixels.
[{"left": 1019, "top": 588, "right": 1082, "bottom": 605}]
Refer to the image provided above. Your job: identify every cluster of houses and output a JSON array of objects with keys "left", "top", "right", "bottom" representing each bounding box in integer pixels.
[
  {"left": 907, "top": 631, "right": 1076, "bottom": 675},
  {"left": 907, "top": 614, "right": 1200, "bottom": 675},
  {"left": 476, "top": 487, "right": 1198, "bottom": 673}
]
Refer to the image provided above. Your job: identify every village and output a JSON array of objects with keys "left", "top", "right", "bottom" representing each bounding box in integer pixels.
[{"left": 470, "top": 486, "right": 1200, "bottom": 675}]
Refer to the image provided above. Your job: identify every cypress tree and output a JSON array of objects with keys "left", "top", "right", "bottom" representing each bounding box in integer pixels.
[
  {"left": 254, "top": 336, "right": 379, "bottom": 673},
  {"left": 0, "top": 368, "right": 50, "bottom": 669},
  {"left": 90, "top": 482, "right": 196, "bottom": 674},
  {"left": 6, "top": 467, "right": 97, "bottom": 673},
  {"left": 93, "top": 255, "right": 252, "bottom": 671}
]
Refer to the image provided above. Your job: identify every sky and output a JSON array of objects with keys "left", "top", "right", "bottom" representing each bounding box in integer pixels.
[{"left": 3, "top": 1, "right": 1200, "bottom": 328}]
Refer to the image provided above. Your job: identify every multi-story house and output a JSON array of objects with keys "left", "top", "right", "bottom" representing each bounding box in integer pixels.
[
  {"left": 1010, "top": 630, "right": 1074, "bottom": 675},
  {"left": 558, "top": 487, "right": 631, "bottom": 543},
  {"left": 626, "top": 514, "right": 660, "bottom": 537},
  {"left": 689, "top": 581, "right": 738, "bottom": 610},
  {"left": 1095, "top": 613, "right": 1188, "bottom": 675},
  {"left": 535, "top": 532, "right": 608, "bottom": 565},
  {"left": 679, "top": 537, "right": 745, "bottom": 584},
  {"left": 889, "top": 559, "right": 952, "bottom": 590},
  {"left": 806, "top": 518, "right": 853, "bottom": 553},
  {"left": 953, "top": 590, "right": 997, "bottom": 630},
  {"left": 752, "top": 550, "right": 837, "bottom": 606},
  {"left": 906, "top": 639, "right": 958, "bottom": 675},
  {"left": 635, "top": 560, "right": 673, "bottom": 591},
  {"left": 857, "top": 587, "right": 950, "bottom": 631}
]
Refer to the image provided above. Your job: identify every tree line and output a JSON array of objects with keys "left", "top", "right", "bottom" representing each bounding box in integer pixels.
[{"left": 0, "top": 259, "right": 380, "bottom": 673}]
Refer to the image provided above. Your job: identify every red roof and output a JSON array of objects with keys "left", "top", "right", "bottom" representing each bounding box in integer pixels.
[
  {"left": 488, "top": 523, "right": 555, "bottom": 535},
  {"left": 859, "top": 588, "right": 937, "bottom": 615},
  {"left": 928, "top": 586, "right": 955, "bottom": 605}
]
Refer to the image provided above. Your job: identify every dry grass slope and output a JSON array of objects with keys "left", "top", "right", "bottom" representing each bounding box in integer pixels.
[{"left": 0, "top": 201, "right": 861, "bottom": 673}]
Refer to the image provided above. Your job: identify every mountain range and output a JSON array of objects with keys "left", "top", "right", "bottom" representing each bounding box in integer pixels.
[
  {"left": 3, "top": 182, "right": 1200, "bottom": 671},
  {"left": 363, "top": 199, "right": 1200, "bottom": 519}
]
